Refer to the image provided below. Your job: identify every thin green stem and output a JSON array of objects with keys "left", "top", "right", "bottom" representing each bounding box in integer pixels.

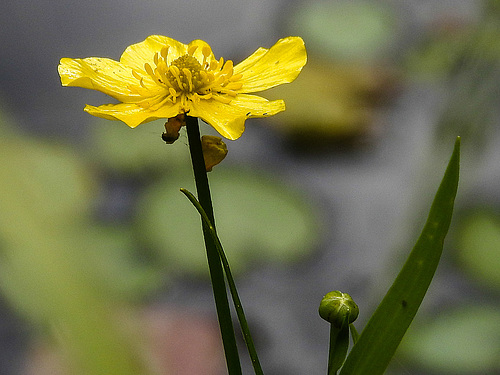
[
  {"left": 185, "top": 116, "right": 242, "bottom": 375},
  {"left": 349, "top": 324, "right": 359, "bottom": 344},
  {"left": 328, "top": 323, "right": 350, "bottom": 375},
  {"left": 180, "top": 187, "right": 264, "bottom": 375}
]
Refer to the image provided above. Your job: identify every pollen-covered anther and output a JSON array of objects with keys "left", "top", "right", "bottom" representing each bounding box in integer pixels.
[
  {"left": 169, "top": 65, "right": 180, "bottom": 78},
  {"left": 209, "top": 60, "right": 220, "bottom": 71},
  {"left": 225, "top": 90, "right": 238, "bottom": 97},
  {"left": 156, "top": 62, "right": 170, "bottom": 84},
  {"left": 182, "top": 68, "right": 194, "bottom": 91},
  {"left": 130, "top": 71, "right": 148, "bottom": 90},
  {"left": 202, "top": 46, "right": 211, "bottom": 57},
  {"left": 199, "top": 70, "right": 208, "bottom": 84},
  {"left": 132, "top": 69, "right": 142, "bottom": 81},
  {"left": 202, "top": 46, "right": 212, "bottom": 65},
  {"left": 224, "top": 82, "right": 243, "bottom": 91},
  {"left": 168, "top": 87, "right": 179, "bottom": 103},
  {"left": 213, "top": 95, "right": 232, "bottom": 104},
  {"left": 160, "top": 46, "right": 169, "bottom": 60},
  {"left": 187, "top": 45, "right": 198, "bottom": 56},
  {"left": 230, "top": 73, "right": 243, "bottom": 82},
  {"left": 213, "top": 76, "right": 226, "bottom": 87},
  {"left": 168, "top": 66, "right": 182, "bottom": 89},
  {"left": 144, "top": 63, "right": 156, "bottom": 80},
  {"left": 220, "top": 60, "right": 234, "bottom": 77}
]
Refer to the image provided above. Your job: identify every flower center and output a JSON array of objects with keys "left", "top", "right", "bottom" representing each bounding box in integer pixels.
[
  {"left": 166, "top": 55, "right": 205, "bottom": 93},
  {"left": 133, "top": 45, "right": 244, "bottom": 111}
]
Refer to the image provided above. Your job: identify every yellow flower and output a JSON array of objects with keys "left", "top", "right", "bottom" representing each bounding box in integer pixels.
[{"left": 58, "top": 35, "right": 307, "bottom": 140}]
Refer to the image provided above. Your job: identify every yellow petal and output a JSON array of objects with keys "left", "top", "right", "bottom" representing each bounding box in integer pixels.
[
  {"left": 190, "top": 94, "right": 285, "bottom": 140},
  {"left": 58, "top": 57, "right": 156, "bottom": 102},
  {"left": 232, "top": 47, "right": 268, "bottom": 73},
  {"left": 84, "top": 101, "right": 181, "bottom": 128},
  {"left": 234, "top": 36, "right": 307, "bottom": 93},
  {"left": 120, "top": 35, "right": 188, "bottom": 73}
]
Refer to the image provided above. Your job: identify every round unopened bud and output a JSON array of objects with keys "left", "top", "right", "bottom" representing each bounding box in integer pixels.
[{"left": 319, "top": 291, "right": 359, "bottom": 328}]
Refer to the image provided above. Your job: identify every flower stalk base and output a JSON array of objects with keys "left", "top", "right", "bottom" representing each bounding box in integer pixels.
[{"left": 185, "top": 115, "right": 242, "bottom": 375}]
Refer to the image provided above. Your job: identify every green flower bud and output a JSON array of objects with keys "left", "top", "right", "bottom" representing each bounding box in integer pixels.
[{"left": 319, "top": 291, "right": 359, "bottom": 328}]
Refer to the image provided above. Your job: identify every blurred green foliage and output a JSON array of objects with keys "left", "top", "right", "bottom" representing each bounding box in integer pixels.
[
  {"left": 405, "top": 0, "right": 500, "bottom": 150},
  {"left": 400, "top": 306, "right": 500, "bottom": 374},
  {"left": 457, "top": 210, "right": 500, "bottom": 291},
  {"left": 394, "top": 2, "right": 500, "bottom": 372},
  {"left": 2, "top": 1, "right": 500, "bottom": 372},
  {"left": 265, "top": 60, "right": 395, "bottom": 147},
  {"left": 0, "top": 109, "right": 320, "bottom": 372},
  {"left": 340, "top": 138, "right": 460, "bottom": 375},
  {"left": 287, "top": 1, "right": 397, "bottom": 62},
  {"left": 136, "top": 167, "right": 320, "bottom": 276},
  {"left": 0, "top": 114, "right": 150, "bottom": 374},
  {"left": 264, "top": 1, "right": 399, "bottom": 149},
  {"left": 88, "top": 118, "right": 320, "bottom": 276}
]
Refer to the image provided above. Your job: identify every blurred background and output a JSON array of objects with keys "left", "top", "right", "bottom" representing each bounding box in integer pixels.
[{"left": 1, "top": 0, "right": 500, "bottom": 374}]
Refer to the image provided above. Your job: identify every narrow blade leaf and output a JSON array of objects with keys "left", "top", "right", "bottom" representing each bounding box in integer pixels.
[{"left": 340, "top": 137, "right": 460, "bottom": 375}]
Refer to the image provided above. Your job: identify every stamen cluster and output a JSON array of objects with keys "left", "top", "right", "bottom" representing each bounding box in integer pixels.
[{"left": 132, "top": 45, "right": 244, "bottom": 111}]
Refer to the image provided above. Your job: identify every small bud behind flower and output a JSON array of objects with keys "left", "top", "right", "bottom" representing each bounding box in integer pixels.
[
  {"left": 162, "top": 114, "right": 186, "bottom": 144},
  {"left": 319, "top": 291, "right": 359, "bottom": 328},
  {"left": 201, "top": 135, "right": 228, "bottom": 171}
]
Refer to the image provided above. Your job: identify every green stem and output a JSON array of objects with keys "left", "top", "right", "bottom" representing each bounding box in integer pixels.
[
  {"left": 185, "top": 116, "right": 242, "bottom": 375},
  {"left": 180, "top": 187, "right": 264, "bottom": 375},
  {"left": 349, "top": 324, "right": 359, "bottom": 344},
  {"left": 327, "top": 323, "right": 350, "bottom": 375}
]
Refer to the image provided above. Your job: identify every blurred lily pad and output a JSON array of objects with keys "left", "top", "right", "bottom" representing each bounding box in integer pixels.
[
  {"left": 0, "top": 135, "right": 93, "bottom": 320},
  {"left": 82, "top": 225, "right": 166, "bottom": 301},
  {"left": 0, "top": 123, "right": 163, "bottom": 374},
  {"left": 0, "top": 136, "right": 94, "bottom": 234},
  {"left": 136, "top": 168, "right": 320, "bottom": 276},
  {"left": 0, "top": 132, "right": 163, "bottom": 317},
  {"left": 456, "top": 210, "right": 500, "bottom": 290},
  {"left": 400, "top": 306, "right": 500, "bottom": 374},
  {"left": 87, "top": 118, "right": 190, "bottom": 174},
  {"left": 265, "top": 60, "right": 396, "bottom": 147},
  {"left": 276, "top": 1, "right": 399, "bottom": 149},
  {"left": 288, "top": 1, "right": 397, "bottom": 61}
]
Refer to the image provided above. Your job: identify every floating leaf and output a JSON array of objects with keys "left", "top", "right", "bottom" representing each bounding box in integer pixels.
[
  {"left": 0, "top": 135, "right": 146, "bottom": 374},
  {"left": 0, "top": 137, "right": 94, "bottom": 237},
  {"left": 400, "top": 306, "right": 500, "bottom": 374},
  {"left": 136, "top": 168, "right": 320, "bottom": 276},
  {"left": 82, "top": 225, "right": 166, "bottom": 301},
  {"left": 265, "top": 60, "right": 394, "bottom": 146},
  {"left": 287, "top": 1, "right": 397, "bottom": 61},
  {"left": 88, "top": 118, "right": 190, "bottom": 174},
  {"left": 456, "top": 210, "right": 500, "bottom": 290}
]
